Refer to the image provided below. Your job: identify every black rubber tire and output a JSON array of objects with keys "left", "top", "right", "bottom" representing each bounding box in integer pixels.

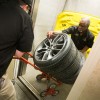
[
  {"left": 39, "top": 41, "right": 78, "bottom": 75},
  {"left": 33, "top": 33, "right": 72, "bottom": 67},
  {"left": 40, "top": 90, "right": 47, "bottom": 97},
  {"left": 33, "top": 33, "right": 85, "bottom": 84},
  {"left": 54, "top": 51, "right": 84, "bottom": 84},
  {"left": 36, "top": 74, "right": 43, "bottom": 82},
  {"left": 49, "top": 83, "right": 57, "bottom": 89}
]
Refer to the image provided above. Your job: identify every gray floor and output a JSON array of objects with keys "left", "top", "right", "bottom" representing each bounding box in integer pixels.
[
  {"left": 22, "top": 58, "right": 73, "bottom": 100},
  {"left": 8, "top": 58, "right": 73, "bottom": 100},
  {"left": 14, "top": 79, "right": 38, "bottom": 100}
]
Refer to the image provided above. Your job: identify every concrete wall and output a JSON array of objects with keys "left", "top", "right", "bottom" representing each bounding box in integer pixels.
[
  {"left": 33, "top": 0, "right": 66, "bottom": 50},
  {"left": 64, "top": 0, "right": 100, "bottom": 16},
  {"left": 64, "top": 0, "right": 100, "bottom": 100},
  {"left": 33, "top": 0, "right": 100, "bottom": 100},
  {"left": 66, "top": 31, "right": 100, "bottom": 100},
  {"left": 33, "top": 0, "right": 100, "bottom": 50}
]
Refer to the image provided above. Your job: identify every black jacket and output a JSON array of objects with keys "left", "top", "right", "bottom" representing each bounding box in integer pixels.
[{"left": 0, "top": 0, "right": 34, "bottom": 77}]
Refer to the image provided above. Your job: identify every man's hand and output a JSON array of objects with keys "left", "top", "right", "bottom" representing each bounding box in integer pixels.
[
  {"left": 80, "top": 46, "right": 89, "bottom": 53},
  {"left": 14, "top": 50, "right": 24, "bottom": 58},
  {"left": 47, "top": 31, "right": 55, "bottom": 38}
]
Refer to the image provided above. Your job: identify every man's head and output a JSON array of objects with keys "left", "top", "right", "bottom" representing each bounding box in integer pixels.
[{"left": 78, "top": 17, "right": 90, "bottom": 33}]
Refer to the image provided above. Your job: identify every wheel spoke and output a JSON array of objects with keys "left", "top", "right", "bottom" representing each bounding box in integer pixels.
[
  {"left": 54, "top": 35, "right": 64, "bottom": 44},
  {"left": 37, "top": 48, "right": 47, "bottom": 53},
  {"left": 53, "top": 44, "right": 63, "bottom": 49},
  {"left": 44, "top": 40, "right": 50, "bottom": 47},
  {"left": 47, "top": 51, "right": 53, "bottom": 60},
  {"left": 52, "top": 34, "right": 61, "bottom": 43},
  {"left": 47, "top": 38, "right": 52, "bottom": 46},
  {"left": 42, "top": 51, "right": 49, "bottom": 60},
  {"left": 35, "top": 34, "right": 66, "bottom": 61},
  {"left": 52, "top": 49, "right": 60, "bottom": 55}
]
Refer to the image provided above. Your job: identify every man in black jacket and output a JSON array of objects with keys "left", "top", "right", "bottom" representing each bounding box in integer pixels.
[
  {"left": 47, "top": 17, "right": 94, "bottom": 53},
  {"left": 0, "top": 0, "right": 34, "bottom": 99}
]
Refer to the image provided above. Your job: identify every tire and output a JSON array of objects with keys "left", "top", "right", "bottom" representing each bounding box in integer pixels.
[
  {"left": 49, "top": 83, "right": 57, "bottom": 89},
  {"left": 55, "top": 51, "right": 84, "bottom": 84},
  {"left": 33, "top": 33, "right": 85, "bottom": 84},
  {"left": 33, "top": 33, "right": 72, "bottom": 67},
  {"left": 40, "top": 90, "right": 47, "bottom": 97},
  {"left": 41, "top": 41, "right": 78, "bottom": 75}
]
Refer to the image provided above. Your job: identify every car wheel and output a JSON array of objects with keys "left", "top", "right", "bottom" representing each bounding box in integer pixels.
[{"left": 33, "top": 33, "right": 85, "bottom": 84}]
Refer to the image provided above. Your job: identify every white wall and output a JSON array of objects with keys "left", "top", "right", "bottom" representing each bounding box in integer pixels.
[
  {"left": 64, "top": 0, "right": 100, "bottom": 100},
  {"left": 33, "top": 0, "right": 100, "bottom": 50},
  {"left": 33, "top": 0, "right": 66, "bottom": 49},
  {"left": 64, "top": 0, "right": 100, "bottom": 16},
  {"left": 32, "top": 0, "right": 100, "bottom": 99},
  {"left": 66, "top": 29, "right": 100, "bottom": 100}
]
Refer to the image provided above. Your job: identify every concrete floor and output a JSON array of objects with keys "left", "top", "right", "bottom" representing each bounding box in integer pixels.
[
  {"left": 7, "top": 58, "right": 73, "bottom": 100},
  {"left": 14, "top": 79, "right": 38, "bottom": 100},
  {"left": 22, "top": 58, "right": 73, "bottom": 100},
  {"left": 7, "top": 59, "right": 38, "bottom": 100},
  {"left": 15, "top": 83, "right": 31, "bottom": 100}
]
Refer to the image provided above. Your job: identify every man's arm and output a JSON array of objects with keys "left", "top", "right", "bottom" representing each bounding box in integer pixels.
[
  {"left": 16, "top": 14, "right": 34, "bottom": 53},
  {"left": 80, "top": 46, "right": 89, "bottom": 53},
  {"left": 47, "top": 30, "right": 62, "bottom": 38},
  {"left": 14, "top": 50, "right": 25, "bottom": 58},
  {"left": 47, "top": 26, "right": 75, "bottom": 38}
]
